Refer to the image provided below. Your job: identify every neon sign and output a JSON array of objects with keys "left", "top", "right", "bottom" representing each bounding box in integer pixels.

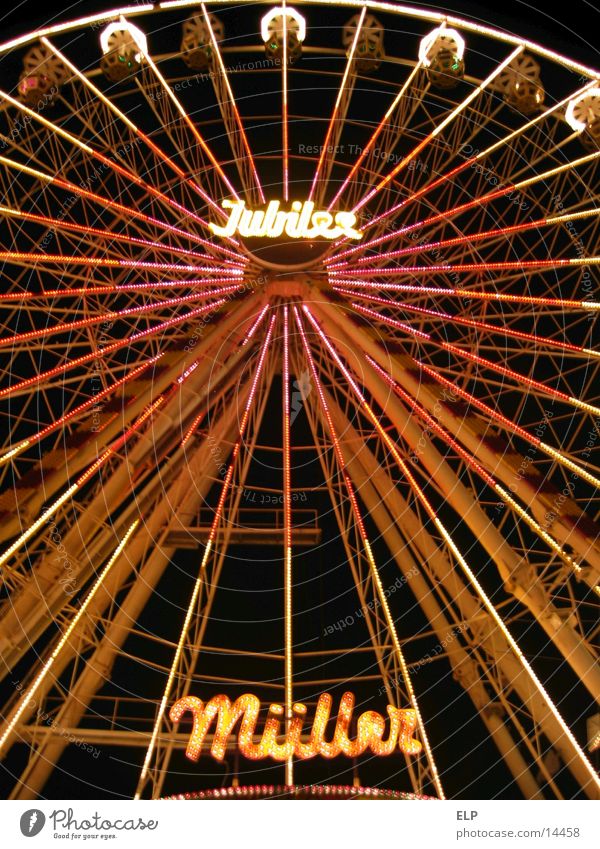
[
  {"left": 208, "top": 200, "right": 363, "bottom": 240},
  {"left": 170, "top": 691, "right": 421, "bottom": 762}
]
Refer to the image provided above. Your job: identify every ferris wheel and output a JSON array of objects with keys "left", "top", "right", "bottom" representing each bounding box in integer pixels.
[{"left": 0, "top": 0, "right": 599, "bottom": 802}]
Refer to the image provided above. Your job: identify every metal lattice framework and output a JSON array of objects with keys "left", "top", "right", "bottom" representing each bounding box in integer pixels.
[{"left": 0, "top": 1, "right": 598, "bottom": 801}]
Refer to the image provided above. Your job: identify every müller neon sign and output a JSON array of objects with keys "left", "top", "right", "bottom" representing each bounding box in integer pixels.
[
  {"left": 208, "top": 200, "right": 364, "bottom": 240},
  {"left": 170, "top": 691, "right": 421, "bottom": 762}
]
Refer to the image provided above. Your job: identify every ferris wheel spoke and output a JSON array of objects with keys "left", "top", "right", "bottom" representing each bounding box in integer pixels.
[
  {"left": 0, "top": 519, "right": 140, "bottom": 758},
  {"left": 329, "top": 255, "right": 600, "bottom": 280},
  {"left": 0, "top": 354, "right": 163, "bottom": 466},
  {"left": 0, "top": 152, "right": 216, "bottom": 250},
  {"left": 0, "top": 250, "right": 244, "bottom": 278},
  {"left": 304, "top": 302, "right": 600, "bottom": 590},
  {"left": 416, "top": 361, "right": 600, "bottom": 485},
  {"left": 0, "top": 87, "right": 221, "bottom": 239},
  {"left": 303, "top": 304, "right": 600, "bottom": 784},
  {"left": 316, "top": 405, "right": 552, "bottom": 800},
  {"left": 366, "top": 355, "right": 600, "bottom": 594},
  {"left": 0, "top": 296, "right": 231, "bottom": 401},
  {"left": 0, "top": 287, "right": 242, "bottom": 351},
  {"left": 126, "top": 21, "right": 242, "bottom": 205},
  {"left": 0, "top": 389, "right": 167, "bottom": 579},
  {"left": 3, "top": 385, "right": 250, "bottom": 794},
  {"left": 0, "top": 297, "right": 263, "bottom": 547},
  {"left": 150, "top": 352, "right": 279, "bottom": 801},
  {"left": 332, "top": 281, "right": 600, "bottom": 313},
  {"left": 0, "top": 307, "right": 263, "bottom": 666},
  {"left": 199, "top": 3, "right": 265, "bottom": 205},
  {"left": 325, "top": 347, "right": 600, "bottom": 712},
  {"left": 308, "top": 5, "right": 365, "bottom": 205},
  {"left": 342, "top": 290, "right": 600, "bottom": 360},
  {"left": 331, "top": 146, "right": 600, "bottom": 264},
  {"left": 0, "top": 203, "right": 243, "bottom": 264},
  {"left": 294, "top": 305, "right": 444, "bottom": 799},
  {"left": 328, "top": 57, "right": 424, "bottom": 210},
  {"left": 41, "top": 37, "right": 231, "bottom": 223},
  {"left": 281, "top": 305, "right": 294, "bottom": 785},
  {"left": 348, "top": 47, "right": 523, "bottom": 215},
  {"left": 330, "top": 207, "right": 600, "bottom": 270},
  {"left": 345, "top": 300, "right": 600, "bottom": 420},
  {"left": 135, "top": 312, "right": 276, "bottom": 799},
  {"left": 281, "top": 2, "right": 290, "bottom": 200},
  {"left": 0, "top": 279, "right": 247, "bottom": 304}
]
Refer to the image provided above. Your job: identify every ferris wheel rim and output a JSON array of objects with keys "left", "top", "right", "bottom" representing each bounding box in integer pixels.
[{"left": 0, "top": 0, "right": 596, "bottom": 81}]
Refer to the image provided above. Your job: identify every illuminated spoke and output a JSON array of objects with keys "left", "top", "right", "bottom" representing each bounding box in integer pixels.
[
  {"left": 328, "top": 54, "right": 423, "bottom": 209},
  {"left": 333, "top": 281, "right": 600, "bottom": 312},
  {"left": 0, "top": 287, "right": 241, "bottom": 349},
  {"left": 0, "top": 279, "right": 246, "bottom": 303},
  {"left": 0, "top": 297, "right": 231, "bottom": 400},
  {"left": 0, "top": 250, "right": 244, "bottom": 276},
  {"left": 367, "top": 355, "right": 598, "bottom": 590},
  {"left": 282, "top": 305, "right": 293, "bottom": 785},
  {"left": 128, "top": 21, "right": 240, "bottom": 202},
  {"left": 200, "top": 3, "right": 265, "bottom": 204},
  {"left": 134, "top": 314, "right": 276, "bottom": 799},
  {"left": 329, "top": 207, "right": 600, "bottom": 269},
  {"left": 0, "top": 202, "right": 243, "bottom": 263},
  {"left": 282, "top": 3, "right": 289, "bottom": 201},
  {"left": 42, "top": 37, "right": 230, "bottom": 223},
  {"left": 301, "top": 305, "right": 600, "bottom": 794},
  {"left": 352, "top": 47, "right": 523, "bottom": 212},
  {"left": 0, "top": 520, "right": 139, "bottom": 756},
  {"left": 296, "top": 304, "right": 444, "bottom": 799},
  {"left": 346, "top": 301, "right": 600, "bottom": 417},
  {"left": 329, "top": 255, "right": 600, "bottom": 278},
  {"left": 0, "top": 86, "right": 219, "bottom": 236},
  {"left": 331, "top": 79, "right": 600, "bottom": 260},
  {"left": 0, "top": 152, "right": 217, "bottom": 248},
  {"left": 0, "top": 356, "right": 162, "bottom": 465},
  {"left": 332, "top": 147, "right": 600, "bottom": 262},
  {"left": 309, "top": 5, "right": 366, "bottom": 203},
  {"left": 0, "top": 398, "right": 164, "bottom": 574},
  {"left": 343, "top": 290, "right": 600, "bottom": 359}
]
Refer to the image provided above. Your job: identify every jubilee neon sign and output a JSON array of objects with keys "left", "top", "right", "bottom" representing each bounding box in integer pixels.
[
  {"left": 208, "top": 200, "right": 364, "bottom": 240},
  {"left": 170, "top": 691, "right": 421, "bottom": 762}
]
